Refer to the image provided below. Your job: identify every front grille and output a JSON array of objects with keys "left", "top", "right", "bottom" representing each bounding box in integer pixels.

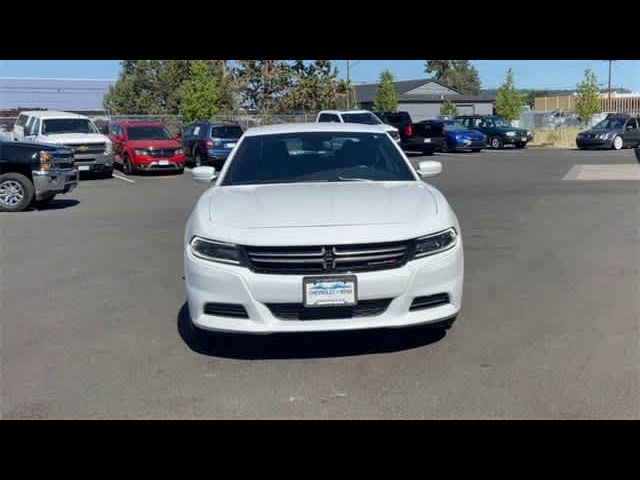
[
  {"left": 267, "top": 298, "right": 392, "bottom": 320},
  {"left": 244, "top": 240, "right": 413, "bottom": 275},
  {"left": 65, "top": 143, "right": 106, "bottom": 155},
  {"left": 203, "top": 302, "right": 249, "bottom": 318},
  {"left": 51, "top": 152, "right": 75, "bottom": 169},
  {"left": 410, "top": 293, "right": 450, "bottom": 311},
  {"left": 146, "top": 149, "right": 177, "bottom": 157}
]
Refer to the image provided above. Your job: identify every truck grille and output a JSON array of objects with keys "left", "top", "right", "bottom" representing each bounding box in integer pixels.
[
  {"left": 65, "top": 143, "right": 106, "bottom": 155},
  {"left": 266, "top": 298, "right": 392, "bottom": 320},
  {"left": 243, "top": 240, "right": 413, "bottom": 275}
]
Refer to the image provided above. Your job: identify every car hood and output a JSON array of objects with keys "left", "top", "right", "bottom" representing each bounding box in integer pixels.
[
  {"left": 197, "top": 181, "right": 449, "bottom": 245},
  {"left": 39, "top": 133, "right": 110, "bottom": 145},
  {"left": 126, "top": 139, "right": 181, "bottom": 149}
]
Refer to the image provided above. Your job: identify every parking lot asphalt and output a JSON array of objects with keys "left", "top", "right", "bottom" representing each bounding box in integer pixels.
[{"left": 2, "top": 148, "right": 639, "bottom": 419}]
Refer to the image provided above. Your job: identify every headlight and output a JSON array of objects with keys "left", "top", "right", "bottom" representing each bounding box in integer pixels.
[
  {"left": 189, "top": 236, "right": 244, "bottom": 265},
  {"left": 175, "top": 148, "right": 184, "bottom": 155},
  {"left": 39, "top": 151, "right": 53, "bottom": 170},
  {"left": 506, "top": 131, "right": 516, "bottom": 137},
  {"left": 134, "top": 149, "right": 148, "bottom": 156},
  {"left": 413, "top": 228, "right": 458, "bottom": 259},
  {"left": 597, "top": 134, "right": 607, "bottom": 140},
  {"left": 105, "top": 141, "right": 113, "bottom": 155}
]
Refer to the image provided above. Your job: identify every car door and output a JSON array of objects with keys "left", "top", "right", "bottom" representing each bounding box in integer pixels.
[{"left": 622, "top": 117, "right": 640, "bottom": 146}]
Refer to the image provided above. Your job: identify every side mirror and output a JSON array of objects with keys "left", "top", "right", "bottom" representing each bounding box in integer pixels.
[
  {"left": 417, "top": 161, "right": 442, "bottom": 178},
  {"left": 191, "top": 166, "right": 217, "bottom": 183}
]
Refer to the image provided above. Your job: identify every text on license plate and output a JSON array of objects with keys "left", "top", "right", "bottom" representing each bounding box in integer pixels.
[
  {"left": 225, "top": 143, "right": 236, "bottom": 149},
  {"left": 158, "top": 159, "right": 169, "bottom": 165},
  {"left": 303, "top": 276, "right": 357, "bottom": 307},
  {"left": 78, "top": 165, "right": 90, "bottom": 171}
]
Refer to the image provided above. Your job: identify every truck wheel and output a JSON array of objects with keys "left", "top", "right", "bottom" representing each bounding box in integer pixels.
[
  {"left": 440, "top": 141, "right": 450, "bottom": 153},
  {"left": 491, "top": 136, "right": 504, "bottom": 149},
  {"left": 0, "top": 173, "right": 35, "bottom": 212}
]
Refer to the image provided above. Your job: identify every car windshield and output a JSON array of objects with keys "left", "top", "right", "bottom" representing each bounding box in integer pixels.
[
  {"left": 492, "top": 117, "right": 512, "bottom": 127},
  {"left": 221, "top": 132, "right": 415, "bottom": 186},
  {"left": 212, "top": 126, "right": 243, "bottom": 138},
  {"left": 594, "top": 117, "right": 626, "bottom": 130},
  {"left": 340, "top": 113, "right": 383, "bottom": 125},
  {"left": 444, "top": 121, "right": 467, "bottom": 131},
  {"left": 127, "top": 126, "right": 172, "bottom": 140},
  {"left": 42, "top": 119, "right": 99, "bottom": 135}
]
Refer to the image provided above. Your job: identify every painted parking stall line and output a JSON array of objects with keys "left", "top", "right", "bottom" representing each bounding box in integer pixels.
[{"left": 112, "top": 173, "right": 136, "bottom": 184}]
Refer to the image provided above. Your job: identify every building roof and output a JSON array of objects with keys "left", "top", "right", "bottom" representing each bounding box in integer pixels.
[
  {"left": 244, "top": 122, "right": 390, "bottom": 136},
  {"left": 353, "top": 78, "right": 494, "bottom": 104}
]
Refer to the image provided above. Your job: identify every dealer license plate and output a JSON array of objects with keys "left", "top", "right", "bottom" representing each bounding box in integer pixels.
[{"left": 303, "top": 276, "right": 357, "bottom": 307}]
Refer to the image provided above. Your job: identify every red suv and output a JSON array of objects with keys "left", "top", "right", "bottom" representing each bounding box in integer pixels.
[{"left": 109, "top": 120, "right": 186, "bottom": 174}]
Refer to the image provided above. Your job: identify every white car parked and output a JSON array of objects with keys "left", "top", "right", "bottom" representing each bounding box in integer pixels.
[
  {"left": 316, "top": 110, "right": 401, "bottom": 144},
  {"left": 184, "top": 123, "right": 463, "bottom": 336},
  {"left": 13, "top": 111, "right": 113, "bottom": 176}
]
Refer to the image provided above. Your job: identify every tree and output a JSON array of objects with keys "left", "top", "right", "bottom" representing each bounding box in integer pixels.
[
  {"left": 425, "top": 60, "right": 481, "bottom": 94},
  {"left": 281, "top": 60, "right": 345, "bottom": 112},
  {"left": 179, "top": 61, "right": 219, "bottom": 122},
  {"left": 104, "top": 60, "right": 238, "bottom": 116},
  {"left": 575, "top": 69, "right": 600, "bottom": 124},
  {"left": 495, "top": 69, "right": 522, "bottom": 122},
  {"left": 373, "top": 70, "right": 398, "bottom": 111},
  {"left": 234, "top": 60, "right": 293, "bottom": 114},
  {"left": 440, "top": 100, "right": 458, "bottom": 117}
]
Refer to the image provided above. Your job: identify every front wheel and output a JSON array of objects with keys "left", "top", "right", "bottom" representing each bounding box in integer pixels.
[
  {"left": 123, "top": 155, "right": 134, "bottom": 175},
  {"left": 440, "top": 141, "right": 450, "bottom": 153},
  {"left": 612, "top": 135, "right": 623, "bottom": 150},
  {"left": 194, "top": 151, "right": 204, "bottom": 167},
  {"left": 0, "top": 173, "right": 35, "bottom": 212},
  {"left": 491, "top": 136, "right": 504, "bottom": 149}
]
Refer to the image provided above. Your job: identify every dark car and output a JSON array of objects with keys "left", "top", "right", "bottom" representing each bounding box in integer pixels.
[
  {"left": 374, "top": 111, "right": 445, "bottom": 154},
  {"left": 439, "top": 119, "right": 487, "bottom": 153},
  {"left": 0, "top": 140, "right": 78, "bottom": 212},
  {"left": 179, "top": 122, "right": 244, "bottom": 168},
  {"left": 456, "top": 115, "right": 532, "bottom": 149},
  {"left": 576, "top": 114, "right": 640, "bottom": 150}
]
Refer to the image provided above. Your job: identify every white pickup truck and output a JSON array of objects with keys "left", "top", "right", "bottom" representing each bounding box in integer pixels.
[{"left": 13, "top": 111, "right": 113, "bottom": 177}]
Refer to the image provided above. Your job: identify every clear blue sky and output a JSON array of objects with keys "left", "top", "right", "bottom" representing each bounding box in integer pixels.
[{"left": 1, "top": 60, "right": 638, "bottom": 91}]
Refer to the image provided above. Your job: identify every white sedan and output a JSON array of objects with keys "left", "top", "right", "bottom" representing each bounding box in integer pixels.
[{"left": 184, "top": 123, "right": 463, "bottom": 336}]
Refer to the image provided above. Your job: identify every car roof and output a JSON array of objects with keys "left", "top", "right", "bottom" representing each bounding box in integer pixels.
[
  {"left": 243, "top": 122, "right": 391, "bottom": 137},
  {"left": 318, "top": 110, "right": 373, "bottom": 115},
  {"left": 19, "top": 110, "right": 89, "bottom": 119},
  {"left": 115, "top": 120, "right": 167, "bottom": 127}
]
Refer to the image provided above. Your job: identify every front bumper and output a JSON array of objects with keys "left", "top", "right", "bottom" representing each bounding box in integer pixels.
[
  {"left": 503, "top": 136, "right": 528, "bottom": 145},
  {"left": 32, "top": 168, "right": 79, "bottom": 200},
  {"left": 453, "top": 139, "right": 487, "bottom": 150},
  {"left": 402, "top": 137, "right": 445, "bottom": 151},
  {"left": 576, "top": 138, "right": 613, "bottom": 149},
  {"left": 185, "top": 242, "right": 463, "bottom": 334},
  {"left": 74, "top": 153, "right": 113, "bottom": 172}
]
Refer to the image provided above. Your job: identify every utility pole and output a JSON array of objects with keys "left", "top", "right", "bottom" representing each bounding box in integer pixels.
[
  {"left": 608, "top": 60, "right": 612, "bottom": 101},
  {"left": 346, "top": 60, "right": 351, "bottom": 109}
]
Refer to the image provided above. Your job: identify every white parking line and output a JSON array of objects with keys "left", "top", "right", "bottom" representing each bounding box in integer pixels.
[{"left": 112, "top": 173, "right": 136, "bottom": 184}]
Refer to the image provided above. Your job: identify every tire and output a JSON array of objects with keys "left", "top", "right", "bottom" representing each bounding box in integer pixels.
[
  {"left": 440, "top": 141, "right": 450, "bottom": 154},
  {"left": 194, "top": 151, "right": 204, "bottom": 167},
  {"left": 33, "top": 195, "right": 56, "bottom": 209},
  {"left": 612, "top": 135, "right": 623, "bottom": 150},
  {"left": 123, "top": 154, "right": 134, "bottom": 175},
  {"left": 491, "top": 136, "right": 504, "bottom": 149},
  {"left": 0, "top": 173, "right": 35, "bottom": 212}
]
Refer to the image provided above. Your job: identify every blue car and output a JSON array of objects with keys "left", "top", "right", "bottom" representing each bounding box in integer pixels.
[
  {"left": 439, "top": 119, "right": 487, "bottom": 153},
  {"left": 180, "top": 122, "right": 244, "bottom": 169}
]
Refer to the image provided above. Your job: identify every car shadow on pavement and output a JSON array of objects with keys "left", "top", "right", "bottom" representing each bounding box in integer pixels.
[
  {"left": 35, "top": 198, "right": 80, "bottom": 211},
  {"left": 177, "top": 303, "right": 446, "bottom": 360}
]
